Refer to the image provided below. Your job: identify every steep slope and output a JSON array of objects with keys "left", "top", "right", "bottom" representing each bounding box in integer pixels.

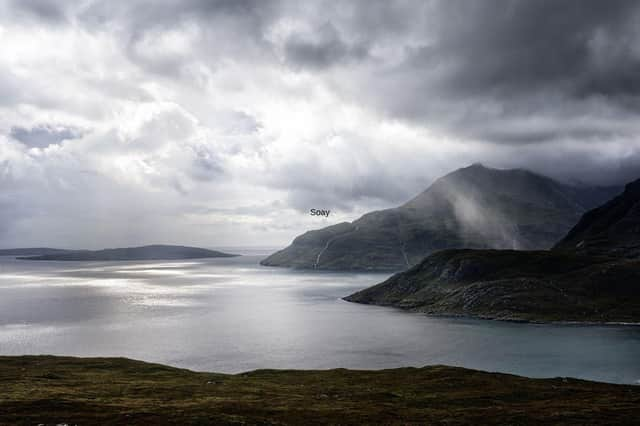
[
  {"left": 554, "top": 178, "right": 640, "bottom": 258},
  {"left": 263, "top": 164, "right": 619, "bottom": 271},
  {"left": 20, "top": 245, "right": 238, "bottom": 261},
  {"left": 345, "top": 176, "right": 640, "bottom": 322},
  {"left": 344, "top": 249, "right": 640, "bottom": 323}
]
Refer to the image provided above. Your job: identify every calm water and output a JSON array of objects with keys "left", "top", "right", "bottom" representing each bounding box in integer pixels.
[{"left": 1, "top": 252, "right": 639, "bottom": 384}]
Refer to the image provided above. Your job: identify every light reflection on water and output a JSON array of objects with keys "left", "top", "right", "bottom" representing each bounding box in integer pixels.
[{"left": 0, "top": 254, "right": 639, "bottom": 384}]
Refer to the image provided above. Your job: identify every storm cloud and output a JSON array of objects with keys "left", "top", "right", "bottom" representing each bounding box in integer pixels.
[{"left": 0, "top": 0, "right": 639, "bottom": 248}]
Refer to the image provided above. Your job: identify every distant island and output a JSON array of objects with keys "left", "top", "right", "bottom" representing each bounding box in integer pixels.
[
  {"left": 0, "top": 248, "right": 71, "bottom": 256},
  {"left": 8, "top": 245, "right": 239, "bottom": 261},
  {"left": 262, "top": 164, "right": 620, "bottom": 271},
  {"left": 345, "top": 178, "right": 640, "bottom": 323}
]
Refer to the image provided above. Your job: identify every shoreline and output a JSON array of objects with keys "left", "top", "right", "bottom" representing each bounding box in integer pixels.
[
  {"left": 414, "top": 311, "right": 640, "bottom": 327},
  {"left": 344, "top": 298, "right": 640, "bottom": 327}
]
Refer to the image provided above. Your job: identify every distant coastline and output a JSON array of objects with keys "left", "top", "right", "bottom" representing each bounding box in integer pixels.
[{"left": 2, "top": 244, "right": 239, "bottom": 261}]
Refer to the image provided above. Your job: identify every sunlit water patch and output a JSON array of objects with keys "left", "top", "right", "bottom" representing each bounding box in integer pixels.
[{"left": 1, "top": 254, "right": 639, "bottom": 384}]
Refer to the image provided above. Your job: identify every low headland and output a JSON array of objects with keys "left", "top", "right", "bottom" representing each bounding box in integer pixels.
[{"left": 2, "top": 244, "right": 239, "bottom": 261}]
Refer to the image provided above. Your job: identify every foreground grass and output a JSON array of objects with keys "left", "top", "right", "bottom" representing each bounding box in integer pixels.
[{"left": 1, "top": 356, "right": 639, "bottom": 425}]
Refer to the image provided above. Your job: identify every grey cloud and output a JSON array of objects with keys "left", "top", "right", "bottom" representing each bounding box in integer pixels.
[
  {"left": 189, "top": 144, "right": 224, "bottom": 182},
  {"left": 272, "top": 160, "right": 417, "bottom": 213},
  {"left": 283, "top": 23, "right": 369, "bottom": 70},
  {"left": 79, "top": 0, "right": 276, "bottom": 28},
  {"left": 401, "top": 1, "right": 640, "bottom": 98},
  {"left": 10, "top": 125, "right": 84, "bottom": 148},
  {"left": 79, "top": 0, "right": 281, "bottom": 75},
  {"left": 7, "top": 0, "right": 70, "bottom": 24},
  {"left": 195, "top": 200, "right": 284, "bottom": 216},
  {"left": 318, "top": 1, "right": 640, "bottom": 148},
  {"left": 223, "top": 111, "right": 261, "bottom": 135}
]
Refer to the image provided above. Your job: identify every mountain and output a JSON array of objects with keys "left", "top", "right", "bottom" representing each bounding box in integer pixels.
[
  {"left": 554, "top": 178, "right": 640, "bottom": 258},
  {"left": 0, "top": 248, "right": 70, "bottom": 256},
  {"left": 262, "top": 164, "right": 620, "bottom": 270},
  {"left": 345, "top": 176, "right": 640, "bottom": 323},
  {"left": 344, "top": 249, "right": 640, "bottom": 323},
  {"left": 19, "top": 245, "right": 238, "bottom": 261}
]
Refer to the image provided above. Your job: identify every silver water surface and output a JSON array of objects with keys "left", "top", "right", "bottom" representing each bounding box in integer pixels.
[{"left": 1, "top": 253, "right": 639, "bottom": 384}]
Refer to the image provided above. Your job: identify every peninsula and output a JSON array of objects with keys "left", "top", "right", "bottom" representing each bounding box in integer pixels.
[{"left": 345, "top": 178, "right": 640, "bottom": 323}]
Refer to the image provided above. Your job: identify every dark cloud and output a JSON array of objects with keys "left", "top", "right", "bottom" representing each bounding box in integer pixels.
[
  {"left": 8, "top": 0, "right": 70, "bottom": 24},
  {"left": 10, "top": 125, "right": 83, "bottom": 148},
  {"left": 319, "top": 0, "right": 640, "bottom": 147},
  {"left": 283, "top": 23, "right": 369, "bottom": 70},
  {"left": 79, "top": 0, "right": 276, "bottom": 28},
  {"left": 427, "top": 1, "right": 639, "bottom": 97}
]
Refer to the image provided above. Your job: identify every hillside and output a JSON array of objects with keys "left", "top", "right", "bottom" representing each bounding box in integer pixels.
[
  {"left": 1, "top": 356, "right": 638, "bottom": 425},
  {"left": 262, "top": 164, "right": 619, "bottom": 271},
  {"left": 344, "top": 249, "right": 640, "bottom": 323},
  {"left": 555, "top": 178, "right": 640, "bottom": 258},
  {"left": 20, "top": 244, "right": 238, "bottom": 261},
  {"left": 345, "top": 175, "right": 640, "bottom": 323}
]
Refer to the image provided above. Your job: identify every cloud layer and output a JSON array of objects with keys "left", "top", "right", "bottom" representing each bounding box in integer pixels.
[{"left": 1, "top": 0, "right": 639, "bottom": 248}]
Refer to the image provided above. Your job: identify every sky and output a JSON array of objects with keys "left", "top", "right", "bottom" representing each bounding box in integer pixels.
[{"left": 1, "top": 0, "right": 640, "bottom": 249}]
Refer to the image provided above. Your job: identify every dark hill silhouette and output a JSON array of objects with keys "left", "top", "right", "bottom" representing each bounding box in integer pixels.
[
  {"left": 19, "top": 245, "right": 238, "bottom": 261},
  {"left": 263, "top": 164, "right": 619, "bottom": 270}
]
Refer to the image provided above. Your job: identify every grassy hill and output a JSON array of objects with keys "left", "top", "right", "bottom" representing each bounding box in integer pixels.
[
  {"left": 345, "top": 249, "right": 640, "bottom": 323},
  {"left": 345, "top": 175, "right": 640, "bottom": 323},
  {"left": 1, "top": 355, "right": 639, "bottom": 425}
]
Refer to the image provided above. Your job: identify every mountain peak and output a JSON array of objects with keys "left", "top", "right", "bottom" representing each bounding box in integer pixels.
[
  {"left": 457, "top": 163, "right": 542, "bottom": 177},
  {"left": 406, "top": 163, "right": 572, "bottom": 213},
  {"left": 262, "top": 166, "right": 620, "bottom": 271},
  {"left": 467, "top": 162, "right": 489, "bottom": 169}
]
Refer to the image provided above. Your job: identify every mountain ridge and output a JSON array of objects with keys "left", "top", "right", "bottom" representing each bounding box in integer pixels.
[
  {"left": 554, "top": 178, "right": 640, "bottom": 258},
  {"left": 344, "top": 175, "right": 640, "bottom": 323},
  {"left": 262, "top": 164, "right": 620, "bottom": 271}
]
